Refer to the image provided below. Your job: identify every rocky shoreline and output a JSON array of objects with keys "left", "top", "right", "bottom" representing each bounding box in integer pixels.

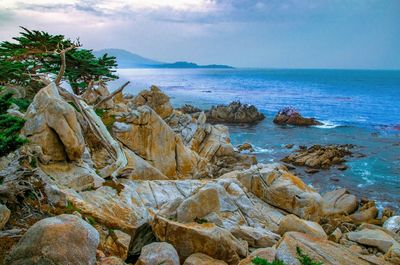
[{"left": 0, "top": 84, "right": 399, "bottom": 265}]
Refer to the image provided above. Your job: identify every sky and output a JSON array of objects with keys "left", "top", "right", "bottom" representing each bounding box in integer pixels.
[{"left": 0, "top": 0, "right": 399, "bottom": 69}]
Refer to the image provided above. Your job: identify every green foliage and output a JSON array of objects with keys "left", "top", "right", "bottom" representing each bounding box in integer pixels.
[
  {"left": 65, "top": 201, "right": 79, "bottom": 214},
  {"left": 0, "top": 90, "right": 27, "bottom": 157},
  {"left": 0, "top": 27, "right": 118, "bottom": 94},
  {"left": 86, "top": 216, "right": 96, "bottom": 225},
  {"left": 252, "top": 257, "right": 285, "bottom": 265},
  {"left": 95, "top": 108, "right": 107, "bottom": 118},
  {"left": 194, "top": 217, "right": 208, "bottom": 224},
  {"left": 11, "top": 97, "right": 31, "bottom": 111},
  {"left": 251, "top": 248, "right": 323, "bottom": 265},
  {"left": 296, "top": 247, "right": 323, "bottom": 265}
]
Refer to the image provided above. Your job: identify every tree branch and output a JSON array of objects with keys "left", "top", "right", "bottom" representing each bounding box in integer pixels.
[
  {"left": 94, "top": 81, "right": 130, "bottom": 109},
  {"left": 54, "top": 45, "right": 76, "bottom": 86}
]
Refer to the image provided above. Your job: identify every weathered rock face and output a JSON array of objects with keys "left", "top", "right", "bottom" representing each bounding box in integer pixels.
[
  {"left": 282, "top": 144, "right": 353, "bottom": 170},
  {"left": 176, "top": 187, "right": 220, "bottom": 223},
  {"left": 22, "top": 83, "right": 85, "bottom": 162},
  {"left": 276, "top": 232, "right": 389, "bottom": 265},
  {"left": 184, "top": 253, "right": 228, "bottom": 265},
  {"left": 235, "top": 164, "right": 322, "bottom": 221},
  {"left": 6, "top": 214, "right": 99, "bottom": 265},
  {"left": 236, "top": 143, "right": 254, "bottom": 153},
  {"left": 385, "top": 244, "right": 400, "bottom": 264},
  {"left": 151, "top": 215, "right": 248, "bottom": 265},
  {"left": 322, "top": 188, "right": 358, "bottom": 216},
  {"left": 383, "top": 216, "right": 400, "bottom": 234},
  {"left": 206, "top": 101, "right": 265, "bottom": 124},
  {"left": 135, "top": 242, "right": 179, "bottom": 265},
  {"left": 238, "top": 247, "right": 276, "bottom": 265},
  {"left": 133, "top": 85, "right": 173, "bottom": 119},
  {"left": 231, "top": 226, "right": 281, "bottom": 248},
  {"left": 273, "top": 107, "right": 322, "bottom": 126},
  {"left": 0, "top": 203, "right": 10, "bottom": 229},
  {"left": 113, "top": 106, "right": 203, "bottom": 179},
  {"left": 278, "top": 214, "right": 327, "bottom": 239}
]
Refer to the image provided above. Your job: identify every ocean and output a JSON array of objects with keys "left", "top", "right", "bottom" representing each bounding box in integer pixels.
[{"left": 110, "top": 68, "right": 400, "bottom": 212}]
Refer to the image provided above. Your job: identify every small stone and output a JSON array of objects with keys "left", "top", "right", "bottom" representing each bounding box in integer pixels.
[
  {"left": 305, "top": 168, "right": 320, "bottom": 174},
  {"left": 328, "top": 228, "right": 342, "bottom": 243},
  {"left": 0, "top": 204, "right": 11, "bottom": 230},
  {"left": 184, "top": 253, "right": 228, "bottom": 265}
]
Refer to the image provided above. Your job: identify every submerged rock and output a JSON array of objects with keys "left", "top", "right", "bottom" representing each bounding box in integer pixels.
[
  {"left": 6, "top": 214, "right": 99, "bottom": 265},
  {"left": 178, "top": 104, "right": 202, "bottom": 114},
  {"left": 236, "top": 143, "right": 254, "bottom": 153},
  {"left": 206, "top": 101, "right": 265, "bottom": 124},
  {"left": 273, "top": 107, "right": 322, "bottom": 126}
]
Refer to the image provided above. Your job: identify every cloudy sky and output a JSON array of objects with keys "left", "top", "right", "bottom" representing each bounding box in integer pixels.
[{"left": 0, "top": 0, "right": 399, "bottom": 69}]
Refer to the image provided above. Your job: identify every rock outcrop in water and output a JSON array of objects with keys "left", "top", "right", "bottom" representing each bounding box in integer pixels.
[
  {"left": 1, "top": 83, "right": 398, "bottom": 265},
  {"left": 206, "top": 101, "right": 265, "bottom": 124},
  {"left": 273, "top": 107, "right": 322, "bottom": 126},
  {"left": 282, "top": 144, "right": 353, "bottom": 170}
]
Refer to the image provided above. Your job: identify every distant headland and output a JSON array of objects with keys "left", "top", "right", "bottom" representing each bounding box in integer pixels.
[{"left": 93, "top": 48, "right": 234, "bottom": 69}]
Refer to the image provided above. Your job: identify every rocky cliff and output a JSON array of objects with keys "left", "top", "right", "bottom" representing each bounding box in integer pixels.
[{"left": 0, "top": 84, "right": 399, "bottom": 265}]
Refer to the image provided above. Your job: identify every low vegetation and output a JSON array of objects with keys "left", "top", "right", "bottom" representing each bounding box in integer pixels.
[{"left": 252, "top": 247, "right": 323, "bottom": 265}]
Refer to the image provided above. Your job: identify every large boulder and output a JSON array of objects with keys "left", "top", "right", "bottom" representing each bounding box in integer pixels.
[
  {"left": 206, "top": 101, "right": 265, "bottom": 124},
  {"left": 278, "top": 214, "right": 327, "bottom": 239},
  {"left": 135, "top": 242, "right": 179, "bottom": 265},
  {"left": 322, "top": 188, "right": 358, "bottom": 216},
  {"left": 235, "top": 164, "right": 322, "bottom": 221},
  {"left": 132, "top": 86, "right": 173, "bottom": 119},
  {"left": 347, "top": 228, "right": 398, "bottom": 253},
  {"left": 282, "top": 144, "right": 353, "bottom": 170},
  {"left": 350, "top": 200, "right": 378, "bottom": 224},
  {"left": 273, "top": 107, "right": 322, "bottom": 126},
  {"left": 184, "top": 253, "right": 228, "bottom": 265},
  {"left": 151, "top": 214, "right": 248, "bottom": 265},
  {"left": 22, "top": 83, "right": 85, "bottom": 162},
  {"left": 113, "top": 106, "right": 203, "bottom": 179},
  {"left": 6, "top": 214, "right": 99, "bottom": 265},
  {"left": 276, "top": 232, "right": 390, "bottom": 265}
]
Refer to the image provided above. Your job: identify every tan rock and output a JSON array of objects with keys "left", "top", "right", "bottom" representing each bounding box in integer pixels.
[
  {"left": 276, "top": 231, "right": 390, "bottom": 265},
  {"left": 238, "top": 247, "right": 276, "bottom": 265},
  {"left": 347, "top": 228, "right": 397, "bottom": 253},
  {"left": 151, "top": 214, "right": 248, "bottom": 265},
  {"left": 350, "top": 201, "right": 378, "bottom": 224},
  {"left": 6, "top": 214, "right": 99, "bottom": 265},
  {"left": 328, "top": 227, "right": 343, "bottom": 243},
  {"left": 177, "top": 187, "right": 220, "bottom": 223},
  {"left": 103, "top": 230, "right": 131, "bottom": 260},
  {"left": 0, "top": 203, "right": 10, "bottom": 230},
  {"left": 184, "top": 253, "right": 228, "bottom": 265},
  {"left": 113, "top": 106, "right": 201, "bottom": 178},
  {"left": 133, "top": 86, "right": 173, "bottom": 119},
  {"left": 278, "top": 214, "right": 327, "bottom": 239},
  {"left": 322, "top": 188, "right": 358, "bottom": 216},
  {"left": 231, "top": 225, "right": 281, "bottom": 248},
  {"left": 236, "top": 164, "right": 322, "bottom": 221},
  {"left": 23, "top": 83, "right": 85, "bottom": 162},
  {"left": 135, "top": 242, "right": 179, "bottom": 265}
]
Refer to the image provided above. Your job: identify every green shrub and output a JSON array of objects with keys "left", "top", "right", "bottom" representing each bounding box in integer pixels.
[
  {"left": 252, "top": 257, "right": 285, "bottom": 265},
  {"left": 0, "top": 90, "right": 27, "bottom": 157}
]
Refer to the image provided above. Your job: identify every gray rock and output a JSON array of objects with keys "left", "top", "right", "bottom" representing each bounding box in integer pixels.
[
  {"left": 136, "top": 242, "right": 179, "bottom": 265},
  {"left": 383, "top": 216, "right": 400, "bottom": 234}
]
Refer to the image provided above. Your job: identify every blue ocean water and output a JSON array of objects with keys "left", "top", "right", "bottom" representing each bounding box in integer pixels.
[{"left": 111, "top": 68, "right": 400, "bottom": 212}]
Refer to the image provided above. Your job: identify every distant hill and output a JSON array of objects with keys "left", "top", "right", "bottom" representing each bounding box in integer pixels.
[
  {"left": 153, "top": 61, "right": 233, "bottom": 69},
  {"left": 93, "top": 48, "right": 233, "bottom": 69},
  {"left": 93, "top": 48, "right": 164, "bottom": 68}
]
